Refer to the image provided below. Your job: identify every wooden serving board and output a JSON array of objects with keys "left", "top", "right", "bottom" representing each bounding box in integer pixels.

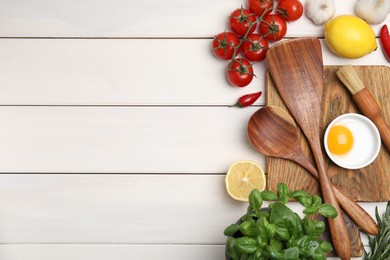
[
  {"left": 266, "top": 65, "right": 390, "bottom": 257},
  {"left": 266, "top": 65, "right": 390, "bottom": 202}
]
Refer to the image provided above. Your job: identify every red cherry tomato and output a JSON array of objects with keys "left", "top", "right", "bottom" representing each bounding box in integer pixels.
[
  {"left": 226, "top": 58, "right": 254, "bottom": 87},
  {"left": 229, "top": 8, "right": 257, "bottom": 37},
  {"left": 276, "top": 0, "right": 303, "bottom": 22},
  {"left": 248, "top": 0, "right": 274, "bottom": 17},
  {"left": 241, "top": 34, "right": 269, "bottom": 62},
  {"left": 212, "top": 32, "right": 240, "bottom": 60},
  {"left": 259, "top": 14, "right": 287, "bottom": 42}
]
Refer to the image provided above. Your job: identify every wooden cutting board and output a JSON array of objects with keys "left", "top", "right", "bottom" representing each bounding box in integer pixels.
[
  {"left": 266, "top": 65, "right": 390, "bottom": 202},
  {"left": 265, "top": 65, "right": 389, "bottom": 257}
]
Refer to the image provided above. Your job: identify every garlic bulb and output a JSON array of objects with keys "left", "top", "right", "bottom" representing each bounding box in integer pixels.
[
  {"left": 305, "top": 0, "right": 336, "bottom": 25},
  {"left": 355, "top": 0, "right": 390, "bottom": 25}
]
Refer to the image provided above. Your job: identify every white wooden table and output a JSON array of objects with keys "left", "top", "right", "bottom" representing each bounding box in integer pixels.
[{"left": 0, "top": 0, "right": 388, "bottom": 259}]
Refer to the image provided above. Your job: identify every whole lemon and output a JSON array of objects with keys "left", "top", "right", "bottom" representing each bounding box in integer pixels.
[{"left": 324, "top": 15, "right": 377, "bottom": 59}]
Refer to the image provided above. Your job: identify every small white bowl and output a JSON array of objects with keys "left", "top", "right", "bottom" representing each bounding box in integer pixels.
[{"left": 324, "top": 113, "right": 381, "bottom": 169}]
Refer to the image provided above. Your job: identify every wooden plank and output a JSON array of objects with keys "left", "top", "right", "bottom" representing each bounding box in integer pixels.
[
  {"left": 266, "top": 66, "right": 390, "bottom": 201},
  {"left": 0, "top": 245, "right": 225, "bottom": 260},
  {"left": 0, "top": 244, "right": 373, "bottom": 260},
  {"left": 0, "top": 174, "right": 246, "bottom": 243},
  {"left": 0, "top": 106, "right": 263, "bottom": 173},
  {"left": 0, "top": 174, "right": 386, "bottom": 244},
  {"left": 0, "top": 0, "right": 388, "bottom": 37},
  {"left": 0, "top": 39, "right": 387, "bottom": 106},
  {"left": 0, "top": 38, "right": 267, "bottom": 106}
]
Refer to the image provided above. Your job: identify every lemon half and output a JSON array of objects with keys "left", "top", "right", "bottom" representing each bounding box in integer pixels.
[
  {"left": 324, "top": 15, "right": 377, "bottom": 59},
  {"left": 225, "top": 160, "right": 266, "bottom": 201}
]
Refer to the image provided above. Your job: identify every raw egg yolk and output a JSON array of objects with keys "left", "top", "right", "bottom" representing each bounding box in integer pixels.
[{"left": 327, "top": 125, "right": 354, "bottom": 155}]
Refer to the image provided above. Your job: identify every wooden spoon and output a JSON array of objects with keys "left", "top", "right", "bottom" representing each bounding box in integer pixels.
[
  {"left": 266, "top": 38, "right": 350, "bottom": 259},
  {"left": 247, "top": 106, "right": 378, "bottom": 235}
]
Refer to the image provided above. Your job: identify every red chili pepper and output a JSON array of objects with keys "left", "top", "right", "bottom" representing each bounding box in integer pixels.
[
  {"left": 380, "top": 25, "right": 390, "bottom": 62},
  {"left": 231, "top": 91, "right": 262, "bottom": 107}
]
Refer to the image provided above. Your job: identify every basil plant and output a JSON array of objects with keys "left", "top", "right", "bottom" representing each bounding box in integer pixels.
[{"left": 224, "top": 183, "right": 337, "bottom": 260}]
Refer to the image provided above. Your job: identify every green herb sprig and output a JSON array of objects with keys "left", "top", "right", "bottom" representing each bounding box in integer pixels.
[
  {"left": 224, "top": 183, "right": 337, "bottom": 260},
  {"left": 364, "top": 202, "right": 390, "bottom": 260}
]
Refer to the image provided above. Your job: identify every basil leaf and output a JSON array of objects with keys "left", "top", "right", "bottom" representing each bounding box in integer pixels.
[
  {"left": 275, "top": 225, "right": 290, "bottom": 241},
  {"left": 235, "top": 237, "right": 257, "bottom": 254},
  {"left": 287, "top": 237, "right": 297, "bottom": 248},
  {"left": 269, "top": 238, "right": 283, "bottom": 251},
  {"left": 295, "top": 195, "right": 313, "bottom": 208},
  {"left": 302, "top": 217, "right": 315, "bottom": 236},
  {"left": 246, "top": 254, "right": 255, "bottom": 260},
  {"left": 255, "top": 235, "right": 266, "bottom": 249},
  {"left": 239, "top": 220, "right": 257, "bottom": 237},
  {"left": 312, "top": 195, "right": 323, "bottom": 207},
  {"left": 320, "top": 241, "right": 333, "bottom": 253},
  {"left": 290, "top": 190, "right": 310, "bottom": 199},
  {"left": 318, "top": 203, "right": 338, "bottom": 218},
  {"left": 313, "top": 220, "right": 325, "bottom": 235},
  {"left": 303, "top": 206, "right": 318, "bottom": 215},
  {"left": 249, "top": 189, "right": 263, "bottom": 213},
  {"left": 296, "top": 235, "right": 325, "bottom": 258},
  {"left": 261, "top": 190, "right": 278, "bottom": 201},
  {"left": 239, "top": 255, "right": 249, "bottom": 260},
  {"left": 253, "top": 249, "right": 264, "bottom": 259},
  {"left": 224, "top": 223, "right": 240, "bottom": 237},
  {"left": 270, "top": 203, "right": 303, "bottom": 240},
  {"left": 242, "top": 207, "right": 257, "bottom": 222},
  {"left": 258, "top": 210, "right": 270, "bottom": 218},
  {"left": 277, "top": 183, "right": 290, "bottom": 204},
  {"left": 312, "top": 251, "right": 327, "bottom": 260},
  {"left": 302, "top": 218, "right": 324, "bottom": 236},
  {"left": 264, "top": 244, "right": 282, "bottom": 259},
  {"left": 226, "top": 237, "right": 239, "bottom": 260},
  {"left": 281, "top": 247, "right": 300, "bottom": 260},
  {"left": 257, "top": 216, "right": 276, "bottom": 241},
  {"left": 290, "top": 190, "right": 313, "bottom": 210}
]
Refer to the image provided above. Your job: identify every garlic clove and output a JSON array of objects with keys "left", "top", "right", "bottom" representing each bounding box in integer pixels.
[
  {"left": 305, "top": 0, "right": 336, "bottom": 25},
  {"left": 355, "top": 0, "right": 390, "bottom": 25}
]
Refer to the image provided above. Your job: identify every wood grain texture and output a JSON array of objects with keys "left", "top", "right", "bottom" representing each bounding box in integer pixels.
[
  {"left": 0, "top": 106, "right": 263, "bottom": 173},
  {"left": 0, "top": 39, "right": 267, "bottom": 106},
  {"left": 0, "top": 39, "right": 387, "bottom": 106},
  {"left": 0, "top": 174, "right": 386, "bottom": 245},
  {"left": 0, "top": 174, "right": 247, "bottom": 244},
  {"left": 0, "top": 244, "right": 372, "bottom": 260},
  {"left": 267, "top": 38, "right": 350, "bottom": 260},
  {"left": 266, "top": 66, "right": 390, "bottom": 202},
  {"left": 0, "top": 245, "right": 226, "bottom": 260},
  {"left": 0, "top": 0, "right": 389, "bottom": 37},
  {"left": 352, "top": 89, "right": 390, "bottom": 152}
]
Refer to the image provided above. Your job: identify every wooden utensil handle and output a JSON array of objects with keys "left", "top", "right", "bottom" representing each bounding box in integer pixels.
[
  {"left": 312, "top": 142, "right": 351, "bottom": 260},
  {"left": 296, "top": 157, "right": 378, "bottom": 235},
  {"left": 353, "top": 88, "right": 390, "bottom": 152},
  {"left": 333, "top": 187, "right": 378, "bottom": 235}
]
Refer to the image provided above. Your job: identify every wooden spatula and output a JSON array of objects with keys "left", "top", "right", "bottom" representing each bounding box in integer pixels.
[{"left": 267, "top": 38, "right": 351, "bottom": 260}]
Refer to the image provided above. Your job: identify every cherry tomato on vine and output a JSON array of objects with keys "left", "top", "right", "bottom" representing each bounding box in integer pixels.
[
  {"left": 248, "top": 0, "right": 274, "bottom": 17},
  {"left": 241, "top": 34, "right": 269, "bottom": 62},
  {"left": 229, "top": 8, "right": 257, "bottom": 37},
  {"left": 226, "top": 58, "right": 254, "bottom": 87},
  {"left": 259, "top": 14, "right": 287, "bottom": 42},
  {"left": 212, "top": 32, "right": 240, "bottom": 60},
  {"left": 276, "top": 0, "right": 303, "bottom": 22}
]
